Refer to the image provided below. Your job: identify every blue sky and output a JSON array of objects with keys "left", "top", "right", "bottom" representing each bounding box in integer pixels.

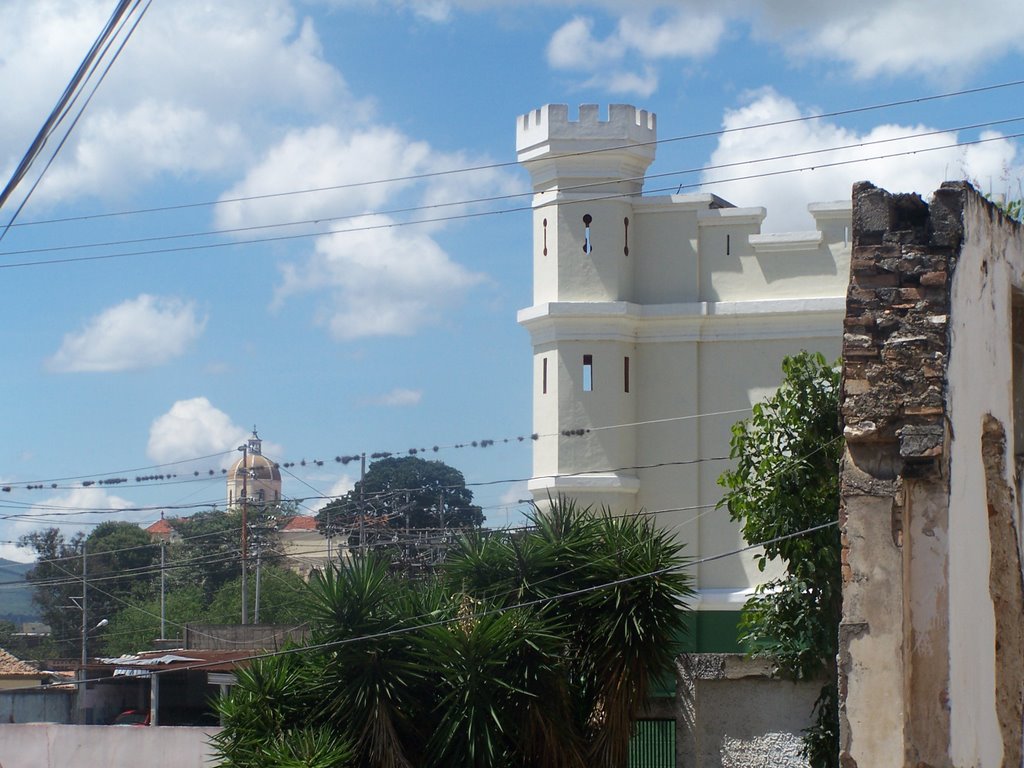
[{"left": 1, "top": 0, "right": 1022, "bottom": 560}]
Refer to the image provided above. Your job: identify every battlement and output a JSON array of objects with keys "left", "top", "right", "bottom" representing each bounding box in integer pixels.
[{"left": 517, "top": 104, "right": 657, "bottom": 159}]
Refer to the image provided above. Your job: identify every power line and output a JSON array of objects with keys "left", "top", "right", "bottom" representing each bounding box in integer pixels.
[
  {"left": 2, "top": 115, "right": 1021, "bottom": 262},
  {"left": 7, "top": 78, "right": 1024, "bottom": 233},
  {"left": 0, "top": 0, "right": 152, "bottom": 241},
  {"left": 1, "top": 128, "right": 1019, "bottom": 271}
]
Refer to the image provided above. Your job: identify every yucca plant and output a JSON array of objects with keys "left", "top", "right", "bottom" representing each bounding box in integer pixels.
[{"left": 447, "top": 497, "right": 692, "bottom": 768}]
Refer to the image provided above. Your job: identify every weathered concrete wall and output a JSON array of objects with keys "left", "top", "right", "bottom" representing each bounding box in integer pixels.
[
  {"left": 0, "top": 687, "right": 74, "bottom": 724},
  {"left": 839, "top": 181, "right": 959, "bottom": 767},
  {"left": 676, "top": 654, "right": 819, "bottom": 768},
  {"left": 945, "top": 189, "right": 1024, "bottom": 767},
  {"left": 840, "top": 181, "right": 1024, "bottom": 767},
  {"left": 0, "top": 723, "right": 219, "bottom": 768}
]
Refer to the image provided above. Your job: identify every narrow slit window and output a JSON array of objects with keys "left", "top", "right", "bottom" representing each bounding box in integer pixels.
[
  {"left": 542, "top": 357, "right": 548, "bottom": 394},
  {"left": 726, "top": 233, "right": 731, "bottom": 255},
  {"left": 582, "top": 214, "right": 593, "bottom": 254},
  {"left": 583, "top": 354, "right": 593, "bottom": 392},
  {"left": 623, "top": 216, "right": 630, "bottom": 256},
  {"left": 542, "top": 218, "right": 548, "bottom": 256},
  {"left": 624, "top": 356, "right": 630, "bottom": 393}
]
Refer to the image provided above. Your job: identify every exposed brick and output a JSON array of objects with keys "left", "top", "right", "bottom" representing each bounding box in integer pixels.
[{"left": 920, "top": 271, "right": 948, "bottom": 287}]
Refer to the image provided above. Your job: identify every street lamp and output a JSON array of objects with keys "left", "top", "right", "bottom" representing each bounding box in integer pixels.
[{"left": 78, "top": 617, "right": 108, "bottom": 724}]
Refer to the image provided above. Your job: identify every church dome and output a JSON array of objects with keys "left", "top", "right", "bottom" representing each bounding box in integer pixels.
[{"left": 227, "top": 428, "right": 282, "bottom": 506}]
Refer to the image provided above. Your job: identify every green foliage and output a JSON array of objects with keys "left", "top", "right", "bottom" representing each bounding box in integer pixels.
[
  {"left": 205, "top": 567, "right": 309, "bottom": 626},
  {"left": 18, "top": 522, "right": 161, "bottom": 656},
  {"left": 103, "top": 585, "right": 205, "bottom": 656},
  {"left": 214, "top": 498, "right": 691, "bottom": 768},
  {"left": 104, "top": 566, "right": 308, "bottom": 655},
  {"left": 316, "top": 456, "right": 484, "bottom": 539},
  {"left": 213, "top": 652, "right": 353, "bottom": 768},
  {"left": 168, "top": 506, "right": 285, "bottom": 603},
  {"left": 718, "top": 351, "right": 842, "bottom": 768}
]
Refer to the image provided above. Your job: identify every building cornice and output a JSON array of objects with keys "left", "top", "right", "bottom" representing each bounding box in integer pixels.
[{"left": 518, "top": 298, "right": 845, "bottom": 344}]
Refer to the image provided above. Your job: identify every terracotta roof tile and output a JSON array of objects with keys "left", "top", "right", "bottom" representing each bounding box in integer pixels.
[
  {"left": 0, "top": 648, "right": 44, "bottom": 678},
  {"left": 145, "top": 518, "right": 174, "bottom": 535},
  {"left": 281, "top": 515, "right": 318, "bottom": 532}
]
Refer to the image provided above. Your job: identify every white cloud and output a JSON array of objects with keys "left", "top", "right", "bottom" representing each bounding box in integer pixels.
[
  {"left": 215, "top": 125, "right": 432, "bottom": 232},
  {"left": 340, "top": 0, "right": 1024, "bottom": 88},
  {"left": 6, "top": 487, "right": 136, "bottom": 555},
  {"left": 546, "top": 10, "right": 723, "bottom": 96},
  {"left": 275, "top": 218, "right": 484, "bottom": 339},
  {"left": 310, "top": 475, "right": 356, "bottom": 512},
  {"left": 148, "top": 398, "right": 246, "bottom": 466},
  {"left": 363, "top": 388, "right": 423, "bottom": 407},
  {"left": 700, "top": 89, "right": 1023, "bottom": 232},
  {"left": 36, "top": 102, "right": 246, "bottom": 204},
  {"left": 219, "top": 123, "right": 510, "bottom": 340},
  {"left": 1, "top": 0, "right": 353, "bottom": 206},
  {"left": 599, "top": 66, "right": 659, "bottom": 98},
  {"left": 47, "top": 294, "right": 205, "bottom": 373},
  {"left": 749, "top": 0, "right": 1024, "bottom": 81}
]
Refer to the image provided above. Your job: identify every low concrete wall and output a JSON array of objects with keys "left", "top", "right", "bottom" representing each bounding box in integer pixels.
[
  {"left": 0, "top": 688, "right": 74, "bottom": 724},
  {"left": 0, "top": 723, "right": 219, "bottom": 768},
  {"left": 677, "top": 654, "right": 820, "bottom": 768}
]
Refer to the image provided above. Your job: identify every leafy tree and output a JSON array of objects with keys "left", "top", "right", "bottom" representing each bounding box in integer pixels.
[
  {"left": 168, "top": 504, "right": 289, "bottom": 603},
  {"left": 103, "top": 585, "right": 206, "bottom": 656},
  {"left": 216, "top": 498, "right": 691, "bottom": 768},
  {"left": 316, "top": 457, "right": 483, "bottom": 542},
  {"left": 205, "top": 567, "right": 310, "bottom": 626},
  {"left": 85, "top": 521, "right": 160, "bottom": 628},
  {"left": 17, "top": 528, "right": 84, "bottom": 656},
  {"left": 18, "top": 522, "right": 160, "bottom": 656},
  {"left": 104, "top": 566, "right": 309, "bottom": 655},
  {"left": 717, "top": 351, "right": 842, "bottom": 768}
]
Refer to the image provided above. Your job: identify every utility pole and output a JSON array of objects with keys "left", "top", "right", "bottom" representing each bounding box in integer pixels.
[
  {"left": 238, "top": 442, "right": 249, "bottom": 625},
  {"left": 254, "top": 544, "right": 262, "bottom": 624},
  {"left": 359, "top": 453, "right": 366, "bottom": 557},
  {"left": 159, "top": 538, "right": 166, "bottom": 638},
  {"left": 78, "top": 541, "right": 87, "bottom": 724}
]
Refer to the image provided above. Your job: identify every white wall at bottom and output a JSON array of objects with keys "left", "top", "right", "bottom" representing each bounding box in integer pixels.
[{"left": 0, "top": 723, "right": 218, "bottom": 768}]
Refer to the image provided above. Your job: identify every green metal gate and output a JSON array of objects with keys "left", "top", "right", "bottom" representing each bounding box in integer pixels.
[{"left": 628, "top": 719, "right": 676, "bottom": 768}]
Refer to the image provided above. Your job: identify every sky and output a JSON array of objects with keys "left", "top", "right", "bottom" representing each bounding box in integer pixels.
[{"left": 0, "top": 0, "right": 1022, "bottom": 562}]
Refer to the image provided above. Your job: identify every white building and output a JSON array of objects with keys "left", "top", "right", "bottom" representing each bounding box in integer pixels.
[{"left": 516, "top": 104, "right": 850, "bottom": 650}]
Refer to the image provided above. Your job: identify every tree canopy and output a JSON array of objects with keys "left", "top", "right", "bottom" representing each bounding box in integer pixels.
[
  {"left": 214, "top": 498, "right": 692, "bottom": 768},
  {"left": 316, "top": 456, "right": 484, "bottom": 539},
  {"left": 18, "top": 522, "right": 160, "bottom": 657},
  {"left": 718, "top": 351, "right": 842, "bottom": 768}
]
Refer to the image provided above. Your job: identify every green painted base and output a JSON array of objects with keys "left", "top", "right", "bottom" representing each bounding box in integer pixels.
[
  {"left": 650, "top": 611, "right": 746, "bottom": 697},
  {"left": 681, "top": 610, "right": 745, "bottom": 654}
]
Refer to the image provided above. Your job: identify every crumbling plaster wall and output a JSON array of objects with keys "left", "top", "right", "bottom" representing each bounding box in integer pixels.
[
  {"left": 946, "top": 191, "right": 1024, "bottom": 767},
  {"left": 839, "top": 181, "right": 1024, "bottom": 768},
  {"left": 675, "top": 654, "right": 820, "bottom": 768}
]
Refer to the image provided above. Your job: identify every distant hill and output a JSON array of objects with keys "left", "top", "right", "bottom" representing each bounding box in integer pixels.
[{"left": 0, "top": 558, "right": 39, "bottom": 622}]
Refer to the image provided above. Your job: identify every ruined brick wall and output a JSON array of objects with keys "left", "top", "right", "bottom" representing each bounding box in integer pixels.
[
  {"left": 839, "top": 181, "right": 965, "bottom": 768},
  {"left": 840, "top": 181, "right": 1024, "bottom": 768}
]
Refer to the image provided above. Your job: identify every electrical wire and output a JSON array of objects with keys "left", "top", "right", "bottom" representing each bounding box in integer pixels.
[
  {"left": 0, "top": 0, "right": 152, "bottom": 241},
  {"left": 1, "top": 127, "right": 1018, "bottom": 271},
  {"left": 7, "top": 77, "right": 1024, "bottom": 234}
]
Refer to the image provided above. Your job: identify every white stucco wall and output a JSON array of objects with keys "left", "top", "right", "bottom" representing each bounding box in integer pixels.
[
  {"left": 0, "top": 724, "right": 219, "bottom": 768},
  {"left": 517, "top": 104, "right": 848, "bottom": 604},
  {"left": 946, "top": 195, "right": 1024, "bottom": 767}
]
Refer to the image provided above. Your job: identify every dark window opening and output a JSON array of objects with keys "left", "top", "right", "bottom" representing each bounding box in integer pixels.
[
  {"left": 583, "top": 354, "right": 593, "bottom": 392},
  {"left": 624, "top": 356, "right": 630, "bottom": 393},
  {"left": 582, "top": 214, "right": 593, "bottom": 254},
  {"left": 542, "top": 357, "right": 548, "bottom": 394}
]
